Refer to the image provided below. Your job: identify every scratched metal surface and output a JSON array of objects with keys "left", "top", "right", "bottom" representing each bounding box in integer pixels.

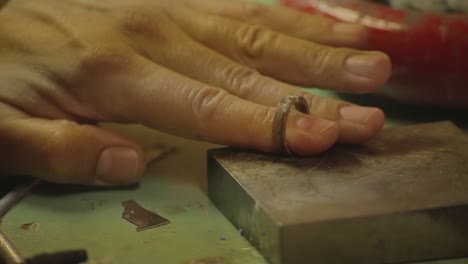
[
  {"left": 212, "top": 122, "right": 468, "bottom": 225},
  {"left": 208, "top": 121, "right": 468, "bottom": 264}
]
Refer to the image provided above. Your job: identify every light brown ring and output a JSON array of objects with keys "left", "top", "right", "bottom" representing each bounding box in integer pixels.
[{"left": 272, "top": 95, "right": 310, "bottom": 154}]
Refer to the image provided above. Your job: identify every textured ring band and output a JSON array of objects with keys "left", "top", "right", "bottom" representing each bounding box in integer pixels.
[{"left": 272, "top": 96, "right": 310, "bottom": 154}]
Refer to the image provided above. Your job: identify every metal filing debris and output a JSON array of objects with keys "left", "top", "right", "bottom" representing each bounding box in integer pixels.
[
  {"left": 122, "top": 200, "right": 170, "bottom": 232},
  {"left": 208, "top": 121, "right": 468, "bottom": 264}
]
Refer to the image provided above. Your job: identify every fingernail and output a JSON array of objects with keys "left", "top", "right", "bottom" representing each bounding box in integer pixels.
[
  {"left": 296, "top": 117, "right": 335, "bottom": 135},
  {"left": 333, "top": 22, "right": 365, "bottom": 35},
  {"left": 340, "top": 105, "right": 379, "bottom": 125},
  {"left": 96, "top": 147, "right": 141, "bottom": 183},
  {"left": 345, "top": 54, "right": 383, "bottom": 78}
]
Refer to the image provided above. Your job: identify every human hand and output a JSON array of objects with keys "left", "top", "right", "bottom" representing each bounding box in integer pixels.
[
  {"left": 0, "top": 0, "right": 390, "bottom": 185},
  {"left": 281, "top": 0, "right": 468, "bottom": 108}
]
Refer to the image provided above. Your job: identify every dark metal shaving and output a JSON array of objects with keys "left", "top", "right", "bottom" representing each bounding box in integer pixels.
[{"left": 121, "top": 200, "right": 170, "bottom": 232}]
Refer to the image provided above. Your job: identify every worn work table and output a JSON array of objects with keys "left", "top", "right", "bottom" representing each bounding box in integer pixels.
[{"left": 2, "top": 1, "right": 468, "bottom": 262}]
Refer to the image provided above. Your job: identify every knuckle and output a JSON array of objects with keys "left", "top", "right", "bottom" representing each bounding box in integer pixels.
[
  {"left": 257, "top": 107, "right": 275, "bottom": 131},
  {"left": 189, "top": 87, "right": 230, "bottom": 137},
  {"left": 118, "top": 7, "right": 153, "bottom": 33},
  {"left": 221, "top": 66, "right": 262, "bottom": 98},
  {"left": 251, "top": 107, "right": 275, "bottom": 150},
  {"left": 79, "top": 46, "right": 133, "bottom": 74},
  {"left": 235, "top": 24, "right": 274, "bottom": 60},
  {"left": 304, "top": 46, "right": 334, "bottom": 77},
  {"left": 117, "top": 7, "right": 169, "bottom": 41}
]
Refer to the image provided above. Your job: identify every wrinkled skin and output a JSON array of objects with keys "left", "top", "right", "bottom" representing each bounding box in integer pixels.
[{"left": 0, "top": 0, "right": 392, "bottom": 185}]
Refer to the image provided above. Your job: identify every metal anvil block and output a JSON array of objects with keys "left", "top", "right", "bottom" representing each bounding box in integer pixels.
[{"left": 207, "top": 121, "right": 468, "bottom": 264}]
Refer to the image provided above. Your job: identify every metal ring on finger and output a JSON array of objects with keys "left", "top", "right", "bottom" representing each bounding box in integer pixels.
[{"left": 272, "top": 95, "right": 310, "bottom": 154}]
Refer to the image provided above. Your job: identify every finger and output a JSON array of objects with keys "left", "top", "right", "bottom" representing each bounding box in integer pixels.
[
  {"left": 169, "top": 8, "right": 391, "bottom": 93},
  {"left": 79, "top": 55, "right": 339, "bottom": 155},
  {"left": 0, "top": 104, "right": 145, "bottom": 185},
  {"left": 184, "top": 0, "right": 367, "bottom": 48},
  {"left": 134, "top": 29, "right": 384, "bottom": 143}
]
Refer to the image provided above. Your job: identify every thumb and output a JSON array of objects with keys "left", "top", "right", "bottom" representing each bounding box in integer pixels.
[{"left": 0, "top": 117, "right": 145, "bottom": 185}]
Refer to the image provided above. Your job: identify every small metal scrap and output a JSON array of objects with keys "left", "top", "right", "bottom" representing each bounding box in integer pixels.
[
  {"left": 20, "top": 222, "right": 39, "bottom": 231},
  {"left": 143, "top": 145, "right": 175, "bottom": 165},
  {"left": 272, "top": 95, "right": 310, "bottom": 154},
  {"left": 121, "top": 200, "right": 170, "bottom": 232}
]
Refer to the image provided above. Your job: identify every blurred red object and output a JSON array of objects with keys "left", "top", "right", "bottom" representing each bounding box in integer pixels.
[{"left": 281, "top": 0, "right": 468, "bottom": 107}]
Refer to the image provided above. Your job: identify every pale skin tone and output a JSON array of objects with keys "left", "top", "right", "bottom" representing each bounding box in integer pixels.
[{"left": 0, "top": 0, "right": 396, "bottom": 185}]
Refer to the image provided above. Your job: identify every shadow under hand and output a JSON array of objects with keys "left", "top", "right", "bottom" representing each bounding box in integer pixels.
[{"left": 337, "top": 93, "right": 467, "bottom": 129}]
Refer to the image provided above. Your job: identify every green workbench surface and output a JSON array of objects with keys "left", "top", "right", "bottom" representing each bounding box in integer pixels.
[{"left": 2, "top": 0, "right": 468, "bottom": 263}]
